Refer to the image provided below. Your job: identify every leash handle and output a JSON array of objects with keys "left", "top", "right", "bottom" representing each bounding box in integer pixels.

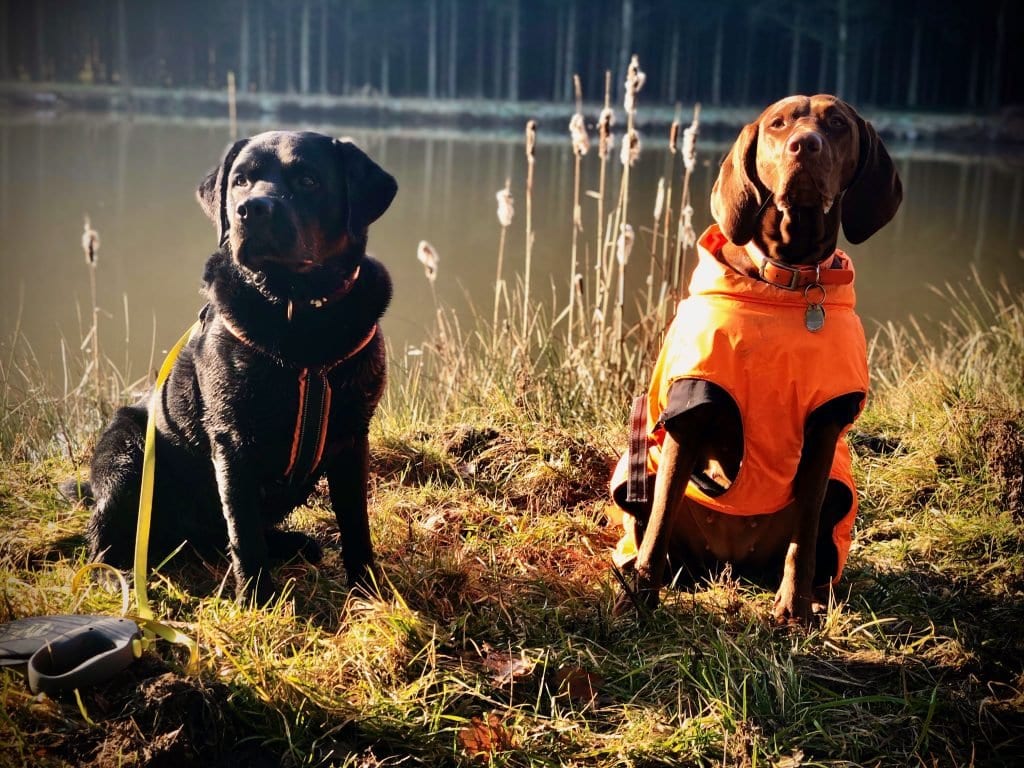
[{"left": 134, "top": 322, "right": 200, "bottom": 621}]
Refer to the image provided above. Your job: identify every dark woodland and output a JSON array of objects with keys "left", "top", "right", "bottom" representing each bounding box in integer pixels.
[{"left": 1, "top": 0, "right": 1020, "bottom": 112}]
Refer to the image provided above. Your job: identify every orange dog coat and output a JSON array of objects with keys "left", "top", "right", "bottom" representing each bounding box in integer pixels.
[{"left": 610, "top": 224, "right": 869, "bottom": 581}]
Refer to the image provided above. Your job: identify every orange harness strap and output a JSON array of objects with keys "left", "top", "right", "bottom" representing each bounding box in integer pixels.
[{"left": 281, "top": 324, "right": 378, "bottom": 485}]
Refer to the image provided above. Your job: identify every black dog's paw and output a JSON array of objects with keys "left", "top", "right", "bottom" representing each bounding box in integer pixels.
[{"left": 265, "top": 529, "right": 323, "bottom": 564}]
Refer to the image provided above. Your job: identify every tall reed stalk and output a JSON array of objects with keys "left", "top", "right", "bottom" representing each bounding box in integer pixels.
[
  {"left": 672, "top": 103, "right": 700, "bottom": 299},
  {"left": 494, "top": 179, "right": 514, "bottom": 331},
  {"left": 567, "top": 75, "right": 589, "bottom": 349},
  {"left": 522, "top": 120, "right": 537, "bottom": 339},
  {"left": 81, "top": 216, "right": 102, "bottom": 410}
]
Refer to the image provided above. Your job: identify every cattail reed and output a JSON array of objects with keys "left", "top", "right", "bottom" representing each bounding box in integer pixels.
[
  {"left": 645, "top": 177, "right": 665, "bottom": 316},
  {"left": 417, "top": 239, "right": 440, "bottom": 306},
  {"left": 613, "top": 223, "right": 634, "bottom": 363},
  {"left": 660, "top": 115, "right": 681, "bottom": 327},
  {"left": 494, "top": 180, "right": 514, "bottom": 330},
  {"left": 81, "top": 215, "right": 102, "bottom": 406},
  {"left": 522, "top": 119, "right": 537, "bottom": 339},
  {"left": 567, "top": 74, "right": 588, "bottom": 349},
  {"left": 673, "top": 103, "right": 701, "bottom": 298}
]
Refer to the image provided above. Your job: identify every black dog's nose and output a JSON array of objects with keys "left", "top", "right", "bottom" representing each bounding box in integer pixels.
[
  {"left": 787, "top": 132, "right": 823, "bottom": 156},
  {"left": 237, "top": 197, "right": 275, "bottom": 221}
]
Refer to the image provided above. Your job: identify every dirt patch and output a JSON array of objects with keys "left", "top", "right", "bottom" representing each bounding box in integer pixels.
[
  {"left": 17, "top": 657, "right": 275, "bottom": 768},
  {"left": 980, "top": 412, "right": 1024, "bottom": 519}
]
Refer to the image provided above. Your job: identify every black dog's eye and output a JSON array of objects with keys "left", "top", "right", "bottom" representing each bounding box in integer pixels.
[
  {"left": 232, "top": 174, "right": 249, "bottom": 188},
  {"left": 296, "top": 174, "right": 319, "bottom": 190}
]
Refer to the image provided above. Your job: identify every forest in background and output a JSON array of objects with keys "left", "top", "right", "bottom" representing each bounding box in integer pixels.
[{"left": 0, "top": 0, "right": 1020, "bottom": 113}]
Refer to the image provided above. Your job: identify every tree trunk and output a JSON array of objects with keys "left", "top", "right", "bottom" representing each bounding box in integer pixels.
[
  {"left": 319, "top": 0, "right": 328, "bottom": 94},
  {"left": 665, "top": 22, "right": 679, "bottom": 102},
  {"left": 284, "top": 3, "right": 295, "bottom": 92},
  {"left": 563, "top": 0, "right": 576, "bottom": 102},
  {"left": 300, "top": 0, "right": 311, "bottom": 94},
  {"left": 836, "top": 0, "right": 847, "bottom": 96},
  {"left": 239, "top": 0, "right": 250, "bottom": 93},
  {"left": 257, "top": 1, "right": 268, "bottom": 91},
  {"left": 711, "top": 14, "right": 724, "bottom": 105},
  {"left": 474, "top": 1, "right": 484, "bottom": 98},
  {"left": 342, "top": 3, "right": 352, "bottom": 94},
  {"left": 816, "top": 37, "right": 827, "bottom": 93},
  {"left": 616, "top": 0, "right": 633, "bottom": 101},
  {"left": 988, "top": 0, "right": 1007, "bottom": 109},
  {"left": 508, "top": 0, "right": 520, "bottom": 101},
  {"left": 966, "top": 29, "right": 979, "bottom": 108},
  {"left": 447, "top": 0, "right": 458, "bottom": 98},
  {"left": 788, "top": 6, "right": 802, "bottom": 94},
  {"left": 428, "top": 0, "right": 438, "bottom": 98},
  {"left": 551, "top": 2, "right": 564, "bottom": 101},
  {"left": 380, "top": 46, "right": 389, "bottom": 96},
  {"left": 0, "top": 0, "right": 8, "bottom": 80},
  {"left": 33, "top": 0, "right": 44, "bottom": 80},
  {"left": 492, "top": 11, "right": 503, "bottom": 99},
  {"left": 906, "top": 13, "right": 922, "bottom": 107}
]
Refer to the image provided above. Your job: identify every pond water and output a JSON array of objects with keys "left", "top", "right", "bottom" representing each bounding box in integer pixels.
[{"left": 1, "top": 113, "right": 1022, "bottom": 389}]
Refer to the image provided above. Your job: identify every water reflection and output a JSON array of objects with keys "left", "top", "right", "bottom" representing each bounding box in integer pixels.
[{"left": 1, "top": 115, "right": 1021, "bottom": 383}]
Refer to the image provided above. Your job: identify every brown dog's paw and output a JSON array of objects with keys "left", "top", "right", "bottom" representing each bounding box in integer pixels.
[
  {"left": 771, "top": 580, "right": 814, "bottom": 627},
  {"left": 611, "top": 566, "right": 661, "bottom": 618}
]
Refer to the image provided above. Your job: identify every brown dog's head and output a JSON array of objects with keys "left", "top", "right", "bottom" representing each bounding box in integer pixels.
[
  {"left": 711, "top": 95, "right": 901, "bottom": 258},
  {"left": 197, "top": 131, "right": 397, "bottom": 275}
]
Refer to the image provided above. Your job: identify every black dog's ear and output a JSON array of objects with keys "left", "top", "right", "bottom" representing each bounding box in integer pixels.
[
  {"left": 710, "top": 121, "right": 765, "bottom": 246},
  {"left": 841, "top": 112, "right": 902, "bottom": 244},
  {"left": 333, "top": 139, "right": 398, "bottom": 236},
  {"left": 196, "top": 137, "right": 250, "bottom": 246}
]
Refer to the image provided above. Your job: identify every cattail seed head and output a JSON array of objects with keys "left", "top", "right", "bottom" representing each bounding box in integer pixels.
[
  {"left": 654, "top": 177, "right": 665, "bottom": 222},
  {"left": 616, "top": 223, "right": 634, "bottom": 266},
  {"left": 525, "top": 120, "right": 537, "bottom": 162},
  {"left": 569, "top": 113, "right": 589, "bottom": 157},
  {"left": 496, "top": 186, "right": 514, "bottom": 228},
  {"left": 669, "top": 120, "right": 680, "bottom": 154},
  {"left": 82, "top": 215, "right": 100, "bottom": 265},
  {"left": 620, "top": 129, "right": 641, "bottom": 167},
  {"left": 417, "top": 240, "right": 439, "bottom": 283},
  {"left": 623, "top": 54, "right": 645, "bottom": 113},
  {"left": 682, "top": 125, "right": 698, "bottom": 173},
  {"left": 598, "top": 107, "right": 614, "bottom": 160}
]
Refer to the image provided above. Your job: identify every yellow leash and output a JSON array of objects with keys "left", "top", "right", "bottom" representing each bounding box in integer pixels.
[{"left": 73, "top": 321, "right": 202, "bottom": 671}]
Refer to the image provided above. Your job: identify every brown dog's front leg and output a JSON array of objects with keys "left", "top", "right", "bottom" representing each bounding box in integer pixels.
[
  {"left": 774, "top": 417, "right": 846, "bottom": 625},
  {"left": 620, "top": 423, "right": 704, "bottom": 615}
]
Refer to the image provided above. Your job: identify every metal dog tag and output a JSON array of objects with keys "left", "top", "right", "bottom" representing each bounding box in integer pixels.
[{"left": 805, "top": 303, "right": 825, "bottom": 332}]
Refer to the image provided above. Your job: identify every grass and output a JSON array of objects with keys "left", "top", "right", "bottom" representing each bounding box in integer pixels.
[{"left": 2, "top": 64, "right": 1023, "bottom": 766}]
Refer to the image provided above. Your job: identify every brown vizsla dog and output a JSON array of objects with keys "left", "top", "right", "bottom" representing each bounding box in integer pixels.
[{"left": 610, "top": 95, "right": 902, "bottom": 624}]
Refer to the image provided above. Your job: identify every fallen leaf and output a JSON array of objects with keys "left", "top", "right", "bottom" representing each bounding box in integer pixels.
[
  {"left": 555, "top": 665, "right": 603, "bottom": 704},
  {"left": 459, "top": 713, "right": 513, "bottom": 760}
]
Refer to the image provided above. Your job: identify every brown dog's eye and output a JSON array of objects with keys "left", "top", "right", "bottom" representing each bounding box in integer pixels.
[
  {"left": 829, "top": 115, "right": 846, "bottom": 129},
  {"left": 770, "top": 117, "right": 786, "bottom": 129}
]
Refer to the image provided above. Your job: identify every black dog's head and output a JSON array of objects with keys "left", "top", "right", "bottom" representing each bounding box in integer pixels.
[{"left": 197, "top": 131, "right": 397, "bottom": 281}]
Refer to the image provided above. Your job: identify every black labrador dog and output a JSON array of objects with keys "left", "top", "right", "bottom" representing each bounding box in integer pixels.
[{"left": 83, "top": 130, "right": 397, "bottom": 604}]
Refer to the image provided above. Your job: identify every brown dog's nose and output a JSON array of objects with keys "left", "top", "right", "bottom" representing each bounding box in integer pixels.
[
  {"left": 237, "top": 197, "right": 274, "bottom": 221},
  {"left": 787, "top": 131, "right": 823, "bottom": 156}
]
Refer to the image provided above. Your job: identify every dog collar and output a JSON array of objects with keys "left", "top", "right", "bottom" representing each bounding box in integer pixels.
[
  {"left": 743, "top": 240, "right": 853, "bottom": 291},
  {"left": 287, "top": 265, "right": 361, "bottom": 322}
]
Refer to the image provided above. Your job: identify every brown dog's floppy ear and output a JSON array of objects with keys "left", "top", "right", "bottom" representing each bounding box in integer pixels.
[
  {"left": 710, "top": 121, "right": 765, "bottom": 246},
  {"left": 333, "top": 139, "right": 398, "bottom": 237},
  {"left": 196, "top": 138, "right": 250, "bottom": 247},
  {"left": 841, "top": 114, "right": 902, "bottom": 244}
]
